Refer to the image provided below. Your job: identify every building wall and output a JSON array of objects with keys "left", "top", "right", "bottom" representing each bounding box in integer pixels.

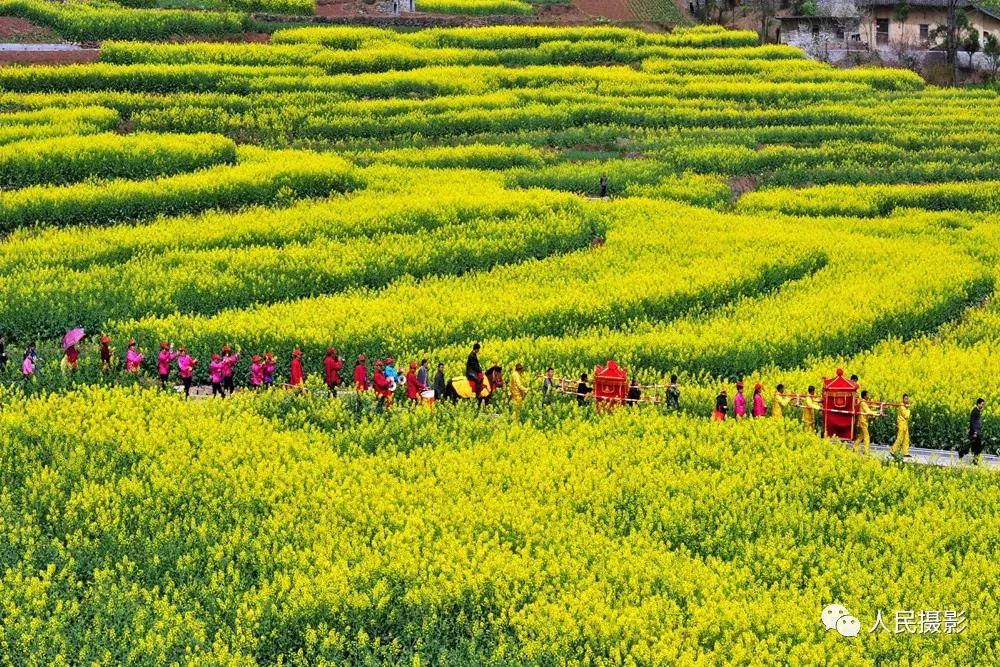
[
  {"left": 861, "top": 7, "right": 1000, "bottom": 48},
  {"left": 865, "top": 7, "right": 944, "bottom": 47},
  {"left": 779, "top": 18, "right": 863, "bottom": 58}
]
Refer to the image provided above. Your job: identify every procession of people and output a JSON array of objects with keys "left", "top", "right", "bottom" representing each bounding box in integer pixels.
[{"left": 0, "top": 330, "right": 989, "bottom": 461}]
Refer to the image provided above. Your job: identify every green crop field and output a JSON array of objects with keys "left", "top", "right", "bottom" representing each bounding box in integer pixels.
[{"left": 1, "top": 20, "right": 1000, "bottom": 664}]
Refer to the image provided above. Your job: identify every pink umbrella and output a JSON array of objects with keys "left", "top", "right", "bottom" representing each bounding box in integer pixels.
[{"left": 62, "top": 327, "right": 85, "bottom": 351}]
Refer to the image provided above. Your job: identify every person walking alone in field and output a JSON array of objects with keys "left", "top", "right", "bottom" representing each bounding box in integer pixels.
[
  {"left": 962, "top": 398, "right": 986, "bottom": 464},
  {"left": 158, "top": 342, "right": 178, "bottom": 389},
  {"left": 773, "top": 384, "right": 790, "bottom": 419},
  {"left": 890, "top": 394, "right": 912, "bottom": 458},
  {"left": 599, "top": 173, "right": 609, "bottom": 198},
  {"left": 734, "top": 381, "right": 747, "bottom": 420},
  {"left": 752, "top": 383, "right": 766, "bottom": 418},
  {"left": 853, "top": 390, "right": 876, "bottom": 455},
  {"left": 125, "top": 340, "right": 143, "bottom": 374},
  {"left": 324, "top": 347, "right": 343, "bottom": 394},
  {"left": 713, "top": 386, "right": 728, "bottom": 421},
  {"left": 801, "top": 385, "right": 821, "bottom": 434},
  {"left": 0, "top": 336, "right": 7, "bottom": 372}
]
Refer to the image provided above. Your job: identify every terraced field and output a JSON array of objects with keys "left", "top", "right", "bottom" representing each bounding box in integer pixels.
[{"left": 3, "top": 22, "right": 1000, "bottom": 664}]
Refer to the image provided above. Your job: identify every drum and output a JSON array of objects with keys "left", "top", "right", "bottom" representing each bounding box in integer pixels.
[{"left": 420, "top": 389, "right": 435, "bottom": 401}]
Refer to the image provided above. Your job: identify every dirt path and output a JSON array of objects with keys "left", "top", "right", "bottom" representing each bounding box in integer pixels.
[
  {"left": 0, "top": 17, "right": 100, "bottom": 65},
  {"left": 574, "top": 0, "right": 635, "bottom": 20},
  {"left": 0, "top": 16, "right": 61, "bottom": 43},
  {"left": 315, "top": 0, "right": 365, "bottom": 18},
  {"left": 0, "top": 43, "right": 100, "bottom": 66}
]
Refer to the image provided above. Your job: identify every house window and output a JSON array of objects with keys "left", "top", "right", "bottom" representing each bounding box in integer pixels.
[
  {"left": 812, "top": 22, "right": 820, "bottom": 37},
  {"left": 876, "top": 18, "right": 889, "bottom": 45},
  {"left": 835, "top": 26, "right": 845, "bottom": 39},
  {"left": 919, "top": 24, "right": 929, "bottom": 40}
]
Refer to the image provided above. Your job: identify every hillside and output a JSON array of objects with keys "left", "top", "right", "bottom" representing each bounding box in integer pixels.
[{"left": 1, "top": 19, "right": 1000, "bottom": 664}]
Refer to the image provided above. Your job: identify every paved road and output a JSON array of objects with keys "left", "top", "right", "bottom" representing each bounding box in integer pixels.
[
  {"left": 0, "top": 43, "right": 88, "bottom": 51},
  {"left": 844, "top": 441, "right": 999, "bottom": 468}
]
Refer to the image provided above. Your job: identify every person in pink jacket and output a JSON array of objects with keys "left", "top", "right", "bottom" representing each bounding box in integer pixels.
[
  {"left": 209, "top": 353, "right": 225, "bottom": 397},
  {"left": 158, "top": 342, "right": 178, "bottom": 389},
  {"left": 221, "top": 344, "right": 239, "bottom": 396},
  {"left": 734, "top": 381, "right": 747, "bottom": 420},
  {"left": 21, "top": 346, "right": 36, "bottom": 380},
  {"left": 752, "top": 383, "right": 767, "bottom": 418},
  {"left": 177, "top": 348, "right": 197, "bottom": 397},
  {"left": 250, "top": 355, "right": 265, "bottom": 389},
  {"left": 264, "top": 352, "right": 276, "bottom": 387},
  {"left": 125, "top": 340, "right": 144, "bottom": 373}
]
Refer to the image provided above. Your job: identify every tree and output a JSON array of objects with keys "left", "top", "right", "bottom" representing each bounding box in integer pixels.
[
  {"left": 930, "top": 7, "right": 974, "bottom": 83},
  {"left": 959, "top": 15, "right": 980, "bottom": 68},
  {"left": 893, "top": 0, "right": 910, "bottom": 23},
  {"left": 946, "top": 0, "right": 959, "bottom": 84},
  {"left": 754, "top": 0, "right": 778, "bottom": 43},
  {"left": 984, "top": 32, "right": 1000, "bottom": 80}
]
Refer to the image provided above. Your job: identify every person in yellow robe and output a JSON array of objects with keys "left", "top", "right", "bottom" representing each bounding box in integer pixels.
[
  {"left": 890, "top": 394, "right": 911, "bottom": 458},
  {"left": 853, "top": 390, "right": 877, "bottom": 455},
  {"left": 509, "top": 363, "right": 528, "bottom": 414},
  {"left": 802, "top": 385, "right": 821, "bottom": 434},
  {"left": 773, "top": 384, "right": 790, "bottom": 419}
]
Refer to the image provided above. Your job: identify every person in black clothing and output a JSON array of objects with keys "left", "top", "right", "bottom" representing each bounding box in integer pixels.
[
  {"left": 0, "top": 335, "right": 7, "bottom": 371},
  {"left": 627, "top": 379, "right": 641, "bottom": 407},
  {"left": 576, "top": 373, "right": 592, "bottom": 406},
  {"left": 466, "top": 343, "right": 483, "bottom": 399},
  {"left": 434, "top": 363, "right": 446, "bottom": 400},
  {"left": 666, "top": 374, "right": 680, "bottom": 410},
  {"left": 714, "top": 387, "right": 728, "bottom": 421},
  {"left": 963, "top": 398, "right": 986, "bottom": 463},
  {"left": 599, "top": 173, "right": 609, "bottom": 198}
]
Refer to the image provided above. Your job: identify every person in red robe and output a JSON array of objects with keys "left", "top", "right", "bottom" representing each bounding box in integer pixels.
[
  {"left": 406, "top": 360, "right": 425, "bottom": 402},
  {"left": 324, "top": 347, "right": 343, "bottom": 393},
  {"left": 99, "top": 336, "right": 113, "bottom": 372},
  {"left": 373, "top": 360, "right": 391, "bottom": 409},
  {"left": 289, "top": 348, "right": 304, "bottom": 387},
  {"left": 353, "top": 354, "right": 368, "bottom": 392},
  {"left": 63, "top": 344, "right": 80, "bottom": 373}
]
